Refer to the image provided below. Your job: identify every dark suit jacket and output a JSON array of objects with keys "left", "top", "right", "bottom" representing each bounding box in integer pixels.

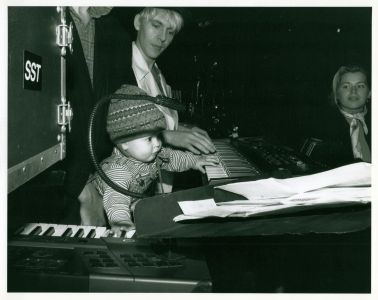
[
  {"left": 308, "top": 104, "right": 371, "bottom": 168},
  {"left": 63, "top": 12, "right": 136, "bottom": 200}
]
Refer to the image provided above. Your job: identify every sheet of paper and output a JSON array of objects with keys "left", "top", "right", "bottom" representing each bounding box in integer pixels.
[
  {"left": 216, "top": 187, "right": 371, "bottom": 206},
  {"left": 177, "top": 199, "right": 236, "bottom": 218},
  {"left": 174, "top": 201, "right": 298, "bottom": 222},
  {"left": 174, "top": 163, "right": 371, "bottom": 223},
  {"left": 215, "top": 162, "right": 371, "bottom": 200},
  {"left": 280, "top": 187, "right": 371, "bottom": 204},
  {"left": 277, "top": 162, "right": 371, "bottom": 192},
  {"left": 174, "top": 190, "right": 369, "bottom": 222},
  {"left": 178, "top": 199, "right": 217, "bottom": 214}
]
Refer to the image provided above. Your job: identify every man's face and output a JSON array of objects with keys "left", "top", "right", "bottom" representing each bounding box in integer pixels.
[
  {"left": 135, "top": 10, "right": 176, "bottom": 65},
  {"left": 336, "top": 72, "right": 371, "bottom": 113}
]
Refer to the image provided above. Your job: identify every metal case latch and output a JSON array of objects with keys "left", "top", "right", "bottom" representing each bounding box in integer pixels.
[
  {"left": 57, "top": 99, "right": 73, "bottom": 133},
  {"left": 56, "top": 7, "right": 73, "bottom": 55}
]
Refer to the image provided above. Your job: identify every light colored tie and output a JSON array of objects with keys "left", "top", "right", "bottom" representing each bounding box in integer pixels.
[
  {"left": 339, "top": 107, "right": 370, "bottom": 161},
  {"left": 151, "top": 64, "right": 165, "bottom": 96},
  {"left": 150, "top": 64, "right": 178, "bottom": 130}
]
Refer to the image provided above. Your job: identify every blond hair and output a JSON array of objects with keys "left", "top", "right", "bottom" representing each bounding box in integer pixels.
[{"left": 138, "top": 7, "right": 184, "bottom": 34}]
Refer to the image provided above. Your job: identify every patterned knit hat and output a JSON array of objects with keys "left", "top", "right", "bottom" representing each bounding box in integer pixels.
[{"left": 107, "top": 85, "right": 167, "bottom": 143}]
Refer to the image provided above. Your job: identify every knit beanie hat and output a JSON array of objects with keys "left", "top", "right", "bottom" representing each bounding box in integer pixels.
[{"left": 107, "top": 85, "right": 167, "bottom": 143}]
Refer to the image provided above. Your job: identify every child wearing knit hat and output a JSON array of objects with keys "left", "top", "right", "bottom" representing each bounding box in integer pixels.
[{"left": 87, "top": 85, "right": 219, "bottom": 236}]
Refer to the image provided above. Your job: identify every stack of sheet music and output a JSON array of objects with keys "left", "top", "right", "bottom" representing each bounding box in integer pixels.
[{"left": 174, "top": 162, "right": 371, "bottom": 222}]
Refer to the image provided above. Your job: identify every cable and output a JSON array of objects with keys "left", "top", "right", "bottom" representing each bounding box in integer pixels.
[{"left": 88, "top": 92, "right": 186, "bottom": 198}]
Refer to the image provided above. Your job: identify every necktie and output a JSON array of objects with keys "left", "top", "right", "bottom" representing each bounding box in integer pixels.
[
  {"left": 151, "top": 64, "right": 165, "bottom": 96},
  {"left": 150, "top": 63, "right": 178, "bottom": 131},
  {"left": 339, "top": 107, "right": 370, "bottom": 161}
]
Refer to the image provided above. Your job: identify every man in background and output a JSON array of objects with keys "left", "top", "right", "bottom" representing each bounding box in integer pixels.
[
  {"left": 131, "top": 7, "right": 215, "bottom": 193},
  {"left": 61, "top": 7, "right": 135, "bottom": 224}
]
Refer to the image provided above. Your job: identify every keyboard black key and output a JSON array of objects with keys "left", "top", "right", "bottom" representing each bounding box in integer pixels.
[
  {"left": 29, "top": 226, "right": 42, "bottom": 236},
  {"left": 74, "top": 228, "right": 84, "bottom": 238},
  {"left": 86, "top": 229, "right": 96, "bottom": 238},
  {"left": 62, "top": 228, "right": 73, "bottom": 237},
  {"left": 42, "top": 227, "right": 55, "bottom": 236}
]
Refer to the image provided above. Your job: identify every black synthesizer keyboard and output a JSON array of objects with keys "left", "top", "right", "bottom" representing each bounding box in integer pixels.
[
  {"left": 8, "top": 223, "right": 212, "bottom": 292},
  {"left": 203, "top": 137, "right": 326, "bottom": 186},
  {"left": 233, "top": 137, "right": 326, "bottom": 176}
]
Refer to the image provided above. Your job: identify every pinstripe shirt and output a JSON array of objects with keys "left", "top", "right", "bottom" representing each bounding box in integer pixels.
[
  {"left": 92, "top": 147, "right": 199, "bottom": 226},
  {"left": 69, "top": 7, "right": 112, "bottom": 85}
]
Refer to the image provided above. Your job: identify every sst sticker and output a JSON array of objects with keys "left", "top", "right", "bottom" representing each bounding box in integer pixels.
[{"left": 23, "top": 50, "right": 42, "bottom": 90}]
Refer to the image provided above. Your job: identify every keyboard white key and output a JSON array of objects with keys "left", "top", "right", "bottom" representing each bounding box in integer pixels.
[
  {"left": 205, "top": 140, "right": 261, "bottom": 182},
  {"left": 95, "top": 226, "right": 108, "bottom": 238},
  {"left": 19, "top": 223, "right": 40, "bottom": 235},
  {"left": 37, "top": 223, "right": 54, "bottom": 236},
  {"left": 50, "top": 224, "right": 69, "bottom": 237}
]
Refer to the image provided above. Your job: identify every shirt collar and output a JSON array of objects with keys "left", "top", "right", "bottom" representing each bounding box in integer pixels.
[
  {"left": 113, "top": 147, "right": 140, "bottom": 164},
  {"left": 339, "top": 106, "right": 368, "bottom": 135},
  {"left": 339, "top": 105, "right": 367, "bottom": 119},
  {"left": 88, "top": 7, "right": 112, "bottom": 18},
  {"left": 132, "top": 42, "right": 159, "bottom": 81}
]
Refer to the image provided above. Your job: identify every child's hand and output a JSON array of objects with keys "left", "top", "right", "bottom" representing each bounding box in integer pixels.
[
  {"left": 195, "top": 155, "right": 220, "bottom": 174},
  {"left": 109, "top": 222, "right": 135, "bottom": 238}
]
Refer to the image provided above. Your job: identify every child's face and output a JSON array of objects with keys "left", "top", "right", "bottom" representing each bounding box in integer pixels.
[
  {"left": 135, "top": 10, "right": 176, "bottom": 64},
  {"left": 119, "top": 134, "right": 162, "bottom": 163},
  {"left": 336, "top": 71, "right": 370, "bottom": 113}
]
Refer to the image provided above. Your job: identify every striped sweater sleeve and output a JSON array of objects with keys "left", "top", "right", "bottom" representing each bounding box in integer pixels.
[
  {"left": 101, "top": 164, "right": 134, "bottom": 226},
  {"left": 160, "top": 147, "right": 200, "bottom": 172}
]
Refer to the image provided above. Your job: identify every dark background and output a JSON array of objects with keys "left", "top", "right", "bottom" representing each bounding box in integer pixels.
[
  {"left": 113, "top": 6, "right": 371, "bottom": 149},
  {"left": 8, "top": 6, "right": 372, "bottom": 229},
  {"left": 7, "top": 8, "right": 372, "bottom": 292}
]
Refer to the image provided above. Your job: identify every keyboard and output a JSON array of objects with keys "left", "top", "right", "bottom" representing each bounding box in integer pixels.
[
  {"left": 234, "top": 137, "right": 325, "bottom": 175},
  {"left": 204, "top": 139, "right": 262, "bottom": 185},
  {"left": 8, "top": 223, "right": 212, "bottom": 292}
]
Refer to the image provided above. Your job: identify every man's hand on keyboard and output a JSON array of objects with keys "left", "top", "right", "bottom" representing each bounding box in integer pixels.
[{"left": 162, "top": 128, "right": 216, "bottom": 155}]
